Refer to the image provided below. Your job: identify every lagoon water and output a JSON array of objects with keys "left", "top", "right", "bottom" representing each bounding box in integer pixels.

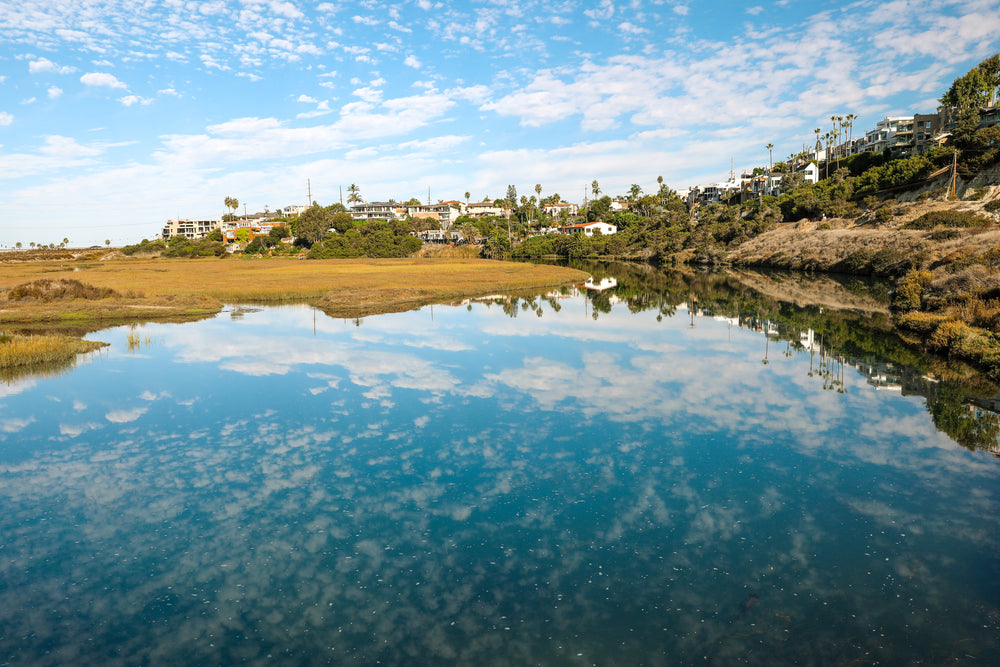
[{"left": 1, "top": 267, "right": 999, "bottom": 665}]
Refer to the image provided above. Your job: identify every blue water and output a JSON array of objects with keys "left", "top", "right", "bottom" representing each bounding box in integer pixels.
[{"left": 1, "top": 280, "right": 998, "bottom": 665}]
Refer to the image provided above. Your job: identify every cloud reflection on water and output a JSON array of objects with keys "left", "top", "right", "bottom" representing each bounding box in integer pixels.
[{"left": 0, "top": 299, "right": 997, "bottom": 664}]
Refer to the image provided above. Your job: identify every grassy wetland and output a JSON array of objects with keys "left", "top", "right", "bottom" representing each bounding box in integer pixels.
[{"left": 0, "top": 253, "right": 588, "bottom": 370}]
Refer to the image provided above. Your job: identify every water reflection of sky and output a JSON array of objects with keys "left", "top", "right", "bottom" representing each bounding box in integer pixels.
[{"left": 1, "top": 299, "right": 998, "bottom": 665}]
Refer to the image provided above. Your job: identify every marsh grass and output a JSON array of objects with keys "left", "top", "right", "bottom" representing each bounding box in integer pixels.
[
  {"left": 6, "top": 278, "right": 118, "bottom": 301},
  {"left": 0, "top": 257, "right": 586, "bottom": 370},
  {"left": 0, "top": 257, "right": 586, "bottom": 310},
  {"left": 0, "top": 332, "right": 107, "bottom": 370}
]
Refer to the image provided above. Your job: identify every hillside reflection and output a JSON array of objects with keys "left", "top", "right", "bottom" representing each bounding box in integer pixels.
[{"left": 478, "top": 261, "right": 999, "bottom": 455}]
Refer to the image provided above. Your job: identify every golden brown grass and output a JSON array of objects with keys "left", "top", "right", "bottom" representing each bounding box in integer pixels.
[
  {"left": 0, "top": 333, "right": 106, "bottom": 369},
  {"left": 0, "top": 256, "right": 585, "bottom": 305},
  {"left": 0, "top": 257, "right": 587, "bottom": 360},
  {"left": 0, "top": 256, "right": 585, "bottom": 372}
]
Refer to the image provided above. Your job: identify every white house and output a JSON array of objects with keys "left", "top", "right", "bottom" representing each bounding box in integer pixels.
[
  {"left": 798, "top": 162, "right": 819, "bottom": 184},
  {"left": 161, "top": 218, "right": 221, "bottom": 240},
  {"left": 560, "top": 221, "right": 617, "bottom": 236},
  {"left": 407, "top": 202, "right": 463, "bottom": 228},
  {"left": 351, "top": 201, "right": 408, "bottom": 222},
  {"left": 544, "top": 202, "right": 579, "bottom": 217},
  {"left": 466, "top": 201, "right": 504, "bottom": 218}
]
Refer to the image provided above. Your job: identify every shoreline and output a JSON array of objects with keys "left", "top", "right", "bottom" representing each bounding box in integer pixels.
[{"left": 0, "top": 256, "right": 589, "bottom": 370}]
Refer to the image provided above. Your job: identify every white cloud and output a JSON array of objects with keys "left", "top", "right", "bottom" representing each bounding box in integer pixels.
[
  {"left": 584, "top": 0, "right": 615, "bottom": 21},
  {"left": 119, "top": 95, "right": 153, "bottom": 107},
  {"left": 47, "top": 86, "right": 63, "bottom": 99},
  {"left": 80, "top": 72, "right": 127, "bottom": 89},
  {"left": 404, "top": 55, "right": 422, "bottom": 68},
  {"left": 619, "top": 22, "right": 648, "bottom": 35},
  {"left": 106, "top": 406, "right": 148, "bottom": 423},
  {"left": 0, "top": 112, "right": 15, "bottom": 126},
  {"left": 297, "top": 100, "right": 332, "bottom": 119},
  {"left": 29, "top": 58, "right": 75, "bottom": 75},
  {"left": 1, "top": 417, "right": 34, "bottom": 432},
  {"left": 39, "top": 135, "right": 103, "bottom": 158}
]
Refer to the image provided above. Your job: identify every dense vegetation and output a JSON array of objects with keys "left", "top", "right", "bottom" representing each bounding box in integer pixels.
[
  {"left": 307, "top": 219, "right": 422, "bottom": 259},
  {"left": 122, "top": 229, "right": 227, "bottom": 257}
]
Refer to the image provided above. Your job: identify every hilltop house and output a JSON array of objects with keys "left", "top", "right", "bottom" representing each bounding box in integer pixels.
[
  {"left": 561, "top": 221, "right": 617, "bottom": 236},
  {"left": 466, "top": 201, "right": 504, "bottom": 218},
  {"left": 161, "top": 218, "right": 221, "bottom": 240}
]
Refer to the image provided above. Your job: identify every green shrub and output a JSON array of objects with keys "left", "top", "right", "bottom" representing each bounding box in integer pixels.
[
  {"left": 927, "top": 229, "right": 962, "bottom": 241},
  {"left": 839, "top": 248, "right": 874, "bottom": 274},
  {"left": 903, "top": 210, "right": 991, "bottom": 230},
  {"left": 875, "top": 207, "right": 893, "bottom": 224},
  {"left": 121, "top": 238, "right": 167, "bottom": 255},
  {"left": 893, "top": 270, "right": 935, "bottom": 312},
  {"left": 896, "top": 310, "right": 949, "bottom": 334}
]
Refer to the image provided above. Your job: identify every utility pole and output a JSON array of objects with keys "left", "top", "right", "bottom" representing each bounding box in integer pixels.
[
  {"left": 307, "top": 178, "right": 312, "bottom": 207},
  {"left": 950, "top": 149, "right": 959, "bottom": 199},
  {"left": 427, "top": 186, "right": 431, "bottom": 205}
]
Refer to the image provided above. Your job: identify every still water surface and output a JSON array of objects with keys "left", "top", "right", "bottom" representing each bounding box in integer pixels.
[{"left": 1, "top": 267, "right": 998, "bottom": 665}]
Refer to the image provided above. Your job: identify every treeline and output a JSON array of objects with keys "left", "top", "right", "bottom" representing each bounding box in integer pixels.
[{"left": 307, "top": 219, "right": 422, "bottom": 258}]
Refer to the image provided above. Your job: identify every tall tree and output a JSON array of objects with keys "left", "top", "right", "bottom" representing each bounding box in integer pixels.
[
  {"left": 464, "top": 191, "right": 470, "bottom": 207},
  {"left": 941, "top": 53, "right": 1000, "bottom": 145},
  {"left": 506, "top": 184, "right": 517, "bottom": 206},
  {"left": 224, "top": 196, "right": 239, "bottom": 221},
  {"left": 766, "top": 143, "right": 774, "bottom": 170},
  {"left": 347, "top": 184, "right": 362, "bottom": 206},
  {"left": 296, "top": 205, "right": 334, "bottom": 245}
]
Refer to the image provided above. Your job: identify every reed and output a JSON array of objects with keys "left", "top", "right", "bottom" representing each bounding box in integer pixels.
[
  {"left": 0, "top": 333, "right": 106, "bottom": 369},
  {"left": 0, "top": 257, "right": 587, "bottom": 312}
]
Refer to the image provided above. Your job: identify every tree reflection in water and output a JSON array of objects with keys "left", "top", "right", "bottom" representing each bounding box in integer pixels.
[{"left": 506, "top": 259, "right": 1000, "bottom": 455}]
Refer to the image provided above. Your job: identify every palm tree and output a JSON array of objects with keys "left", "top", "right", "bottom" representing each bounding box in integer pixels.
[
  {"left": 62, "top": 237, "right": 69, "bottom": 248},
  {"left": 629, "top": 184, "right": 642, "bottom": 201},
  {"left": 224, "top": 196, "right": 239, "bottom": 221},
  {"left": 347, "top": 184, "right": 362, "bottom": 206},
  {"left": 813, "top": 128, "right": 822, "bottom": 160},
  {"left": 105, "top": 239, "right": 110, "bottom": 247},
  {"left": 846, "top": 113, "right": 857, "bottom": 155},
  {"left": 591, "top": 179, "right": 600, "bottom": 201},
  {"left": 824, "top": 132, "right": 832, "bottom": 178},
  {"left": 464, "top": 191, "right": 470, "bottom": 208},
  {"left": 765, "top": 142, "right": 774, "bottom": 171},
  {"left": 15, "top": 241, "right": 21, "bottom": 250}
]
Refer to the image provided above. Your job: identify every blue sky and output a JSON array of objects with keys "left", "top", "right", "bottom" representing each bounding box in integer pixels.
[{"left": 2, "top": 0, "right": 1000, "bottom": 247}]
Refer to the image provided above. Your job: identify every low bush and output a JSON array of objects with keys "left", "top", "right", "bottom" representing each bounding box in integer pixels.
[
  {"left": 6, "top": 278, "right": 118, "bottom": 302},
  {"left": 892, "top": 269, "right": 935, "bottom": 311},
  {"left": 121, "top": 238, "right": 167, "bottom": 255},
  {"left": 896, "top": 310, "right": 950, "bottom": 334},
  {"left": 903, "top": 210, "right": 991, "bottom": 230}
]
